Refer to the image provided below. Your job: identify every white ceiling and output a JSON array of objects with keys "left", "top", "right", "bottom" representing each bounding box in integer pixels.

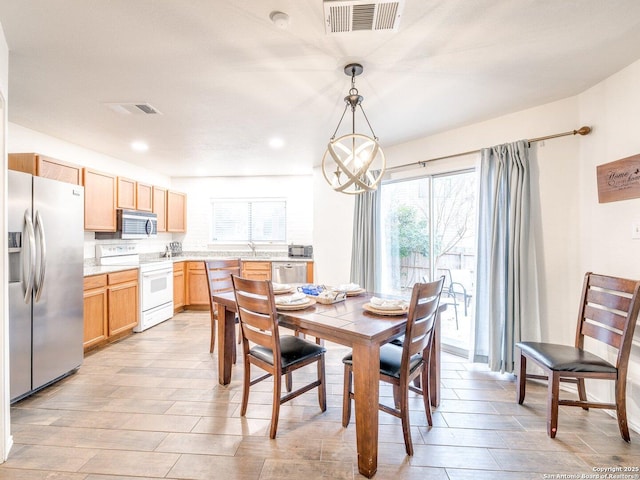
[{"left": 1, "top": 1, "right": 640, "bottom": 177}]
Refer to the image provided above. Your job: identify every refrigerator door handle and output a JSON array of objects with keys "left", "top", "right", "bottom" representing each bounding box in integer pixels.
[
  {"left": 34, "top": 210, "right": 47, "bottom": 302},
  {"left": 22, "top": 209, "right": 36, "bottom": 303}
]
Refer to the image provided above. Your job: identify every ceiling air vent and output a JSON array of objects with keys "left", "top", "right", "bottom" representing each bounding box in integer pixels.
[
  {"left": 323, "top": 0, "right": 404, "bottom": 34},
  {"left": 104, "top": 102, "right": 162, "bottom": 115}
]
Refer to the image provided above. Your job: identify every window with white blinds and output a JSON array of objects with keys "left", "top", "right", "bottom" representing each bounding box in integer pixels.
[{"left": 211, "top": 198, "right": 286, "bottom": 243}]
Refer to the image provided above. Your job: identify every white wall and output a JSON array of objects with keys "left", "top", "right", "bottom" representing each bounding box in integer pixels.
[
  {"left": 312, "top": 168, "right": 354, "bottom": 285},
  {"left": 171, "top": 175, "right": 313, "bottom": 255},
  {"left": 0, "top": 20, "right": 11, "bottom": 461},
  {"left": 577, "top": 59, "right": 640, "bottom": 419}
]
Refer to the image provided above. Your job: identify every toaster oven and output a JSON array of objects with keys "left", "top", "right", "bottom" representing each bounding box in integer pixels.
[{"left": 288, "top": 244, "right": 313, "bottom": 258}]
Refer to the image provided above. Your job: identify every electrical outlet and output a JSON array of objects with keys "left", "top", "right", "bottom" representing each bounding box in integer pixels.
[{"left": 633, "top": 223, "right": 640, "bottom": 239}]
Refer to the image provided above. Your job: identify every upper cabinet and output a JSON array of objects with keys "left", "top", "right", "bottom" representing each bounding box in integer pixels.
[
  {"left": 10, "top": 152, "right": 186, "bottom": 234},
  {"left": 153, "top": 186, "right": 167, "bottom": 232},
  {"left": 167, "top": 190, "right": 187, "bottom": 232},
  {"left": 137, "top": 183, "right": 153, "bottom": 212},
  {"left": 117, "top": 177, "right": 136, "bottom": 210},
  {"left": 83, "top": 168, "right": 117, "bottom": 231},
  {"left": 117, "top": 177, "right": 153, "bottom": 212},
  {"left": 9, "top": 153, "right": 82, "bottom": 185}
]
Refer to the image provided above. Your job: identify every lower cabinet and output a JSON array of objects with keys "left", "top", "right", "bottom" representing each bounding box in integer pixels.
[
  {"left": 241, "top": 260, "right": 313, "bottom": 282},
  {"left": 186, "top": 262, "right": 209, "bottom": 307},
  {"left": 173, "top": 261, "right": 185, "bottom": 312},
  {"left": 83, "top": 274, "right": 108, "bottom": 351},
  {"left": 172, "top": 259, "right": 313, "bottom": 314},
  {"left": 107, "top": 269, "right": 139, "bottom": 336},
  {"left": 83, "top": 268, "right": 139, "bottom": 352},
  {"left": 172, "top": 261, "right": 209, "bottom": 311},
  {"left": 306, "top": 261, "right": 314, "bottom": 283},
  {"left": 241, "top": 261, "right": 271, "bottom": 281}
]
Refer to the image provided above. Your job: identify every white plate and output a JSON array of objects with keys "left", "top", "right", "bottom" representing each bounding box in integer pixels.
[
  {"left": 273, "top": 287, "right": 295, "bottom": 294},
  {"left": 369, "top": 297, "right": 408, "bottom": 310},
  {"left": 345, "top": 288, "right": 365, "bottom": 296},
  {"left": 363, "top": 302, "right": 408, "bottom": 316},
  {"left": 276, "top": 298, "right": 316, "bottom": 311}
]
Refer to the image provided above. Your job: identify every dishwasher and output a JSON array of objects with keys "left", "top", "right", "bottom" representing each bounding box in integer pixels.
[{"left": 271, "top": 262, "right": 307, "bottom": 284}]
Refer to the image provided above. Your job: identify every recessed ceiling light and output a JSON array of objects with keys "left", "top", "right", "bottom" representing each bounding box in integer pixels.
[
  {"left": 269, "top": 137, "right": 285, "bottom": 149},
  {"left": 131, "top": 141, "right": 149, "bottom": 152}
]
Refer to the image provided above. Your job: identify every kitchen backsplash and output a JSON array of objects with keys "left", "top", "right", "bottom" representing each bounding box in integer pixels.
[{"left": 83, "top": 232, "right": 290, "bottom": 265}]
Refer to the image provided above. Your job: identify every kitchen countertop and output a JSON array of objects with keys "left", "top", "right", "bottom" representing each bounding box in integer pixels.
[{"left": 84, "top": 255, "right": 313, "bottom": 277}]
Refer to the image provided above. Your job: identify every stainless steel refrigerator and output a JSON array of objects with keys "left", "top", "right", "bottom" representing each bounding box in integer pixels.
[{"left": 8, "top": 170, "right": 84, "bottom": 402}]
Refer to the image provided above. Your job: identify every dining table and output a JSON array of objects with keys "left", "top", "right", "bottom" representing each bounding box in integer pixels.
[{"left": 212, "top": 288, "right": 443, "bottom": 479}]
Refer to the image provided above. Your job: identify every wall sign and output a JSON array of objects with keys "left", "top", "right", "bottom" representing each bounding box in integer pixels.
[{"left": 597, "top": 153, "right": 640, "bottom": 203}]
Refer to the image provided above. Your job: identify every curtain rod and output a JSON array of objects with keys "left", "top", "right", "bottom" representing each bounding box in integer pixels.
[{"left": 386, "top": 125, "right": 592, "bottom": 172}]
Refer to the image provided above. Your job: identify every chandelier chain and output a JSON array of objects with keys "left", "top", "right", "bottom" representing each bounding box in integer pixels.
[
  {"left": 358, "top": 104, "right": 377, "bottom": 140},
  {"left": 330, "top": 103, "right": 350, "bottom": 140}
]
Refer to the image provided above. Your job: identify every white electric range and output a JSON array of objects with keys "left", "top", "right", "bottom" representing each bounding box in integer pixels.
[{"left": 96, "top": 245, "right": 174, "bottom": 332}]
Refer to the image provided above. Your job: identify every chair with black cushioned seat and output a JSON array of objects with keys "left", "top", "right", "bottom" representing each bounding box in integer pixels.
[
  {"left": 342, "top": 277, "right": 444, "bottom": 455},
  {"left": 517, "top": 272, "right": 640, "bottom": 441},
  {"left": 232, "top": 275, "right": 327, "bottom": 439},
  {"left": 205, "top": 259, "right": 241, "bottom": 354}
]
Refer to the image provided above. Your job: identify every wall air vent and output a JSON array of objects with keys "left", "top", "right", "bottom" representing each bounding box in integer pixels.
[
  {"left": 104, "top": 102, "right": 163, "bottom": 115},
  {"left": 323, "top": 0, "right": 404, "bottom": 34}
]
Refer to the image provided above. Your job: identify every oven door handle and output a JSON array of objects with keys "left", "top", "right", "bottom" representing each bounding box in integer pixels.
[{"left": 141, "top": 269, "right": 173, "bottom": 280}]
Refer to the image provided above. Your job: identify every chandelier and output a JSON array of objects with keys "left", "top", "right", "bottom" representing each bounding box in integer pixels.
[{"left": 322, "top": 63, "right": 386, "bottom": 195}]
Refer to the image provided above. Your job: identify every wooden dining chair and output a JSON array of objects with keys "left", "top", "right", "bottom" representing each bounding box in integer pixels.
[
  {"left": 205, "top": 259, "right": 241, "bottom": 354},
  {"left": 342, "top": 277, "right": 444, "bottom": 455},
  {"left": 517, "top": 272, "right": 640, "bottom": 441},
  {"left": 231, "top": 275, "right": 327, "bottom": 439}
]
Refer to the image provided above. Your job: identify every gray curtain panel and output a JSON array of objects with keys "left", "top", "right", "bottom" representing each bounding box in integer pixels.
[
  {"left": 350, "top": 187, "right": 380, "bottom": 292},
  {"left": 474, "top": 140, "right": 540, "bottom": 373}
]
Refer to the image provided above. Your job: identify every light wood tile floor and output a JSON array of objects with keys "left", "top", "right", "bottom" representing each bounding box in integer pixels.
[{"left": 2, "top": 311, "right": 640, "bottom": 479}]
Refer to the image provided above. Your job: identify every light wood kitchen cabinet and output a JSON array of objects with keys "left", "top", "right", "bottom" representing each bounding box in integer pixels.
[
  {"left": 117, "top": 177, "right": 137, "bottom": 210},
  {"left": 107, "top": 269, "right": 139, "bottom": 336},
  {"left": 137, "top": 182, "right": 153, "bottom": 212},
  {"left": 9, "top": 152, "right": 82, "bottom": 185},
  {"left": 173, "top": 261, "right": 185, "bottom": 312},
  {"left": 167, "top": 190, "right": 187, "bottom": 232},
  {"left": 153, "top": 186, "right": 167, "bottom": 232},
  {"left": 241, "top": 261, "right": 272, "bottom": 281},
  {"left": 83, "top": 268, "right": 138, "bottom": 352},
  {"left": 83, "top": 274, "right": 108, "bottom": 351},
  {"left": 186, "top": 261, "right": 209, "bottom": 307},
  {"left": 306, "top": 261, "right": 314, "bottom": 283},
  {"left": 117, "top": 178, "right": 153, "bottom": 211},
  {"left": 83, "top": 168, "right": 117, "bottom": 231}
]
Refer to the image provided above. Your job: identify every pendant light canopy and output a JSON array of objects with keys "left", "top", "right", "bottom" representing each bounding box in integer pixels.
[{"left": 322, "top": 63, "right": 386, "bottom": 195}]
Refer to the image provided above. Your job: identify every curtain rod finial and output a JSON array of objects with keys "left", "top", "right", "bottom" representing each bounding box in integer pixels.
[{"left": 575, "top": 126, "right": 591, "bottom": 136}]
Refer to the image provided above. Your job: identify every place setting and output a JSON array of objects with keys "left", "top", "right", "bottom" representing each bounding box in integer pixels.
[
  {"left": 272, "top": 282, "right": 295, "bottom": 294},
  {"left": 333, "top": 283, "right": 366, "bottom": 296},
  {"left": 274, "top": 291, "right": 316, "bottom": 311},
  {"left": 362, "top": 297, "right": 409, "bottom": 316}
]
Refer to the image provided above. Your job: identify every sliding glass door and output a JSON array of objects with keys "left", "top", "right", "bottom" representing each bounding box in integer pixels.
[{"left": 379, "top": 169, "right": 477, "bottom": 353}]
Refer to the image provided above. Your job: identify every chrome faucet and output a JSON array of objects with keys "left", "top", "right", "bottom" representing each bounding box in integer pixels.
[{"left": 248, "top": 241, "right": 257, "bottom": 257}]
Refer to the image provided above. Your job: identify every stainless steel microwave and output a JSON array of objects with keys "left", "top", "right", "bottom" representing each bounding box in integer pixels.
[
  {"left": 288, "top": 244, "right": 313, "bottom": 258},
  {"left": 95, "top": 209, "right": 157, "bottom": 239}
]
